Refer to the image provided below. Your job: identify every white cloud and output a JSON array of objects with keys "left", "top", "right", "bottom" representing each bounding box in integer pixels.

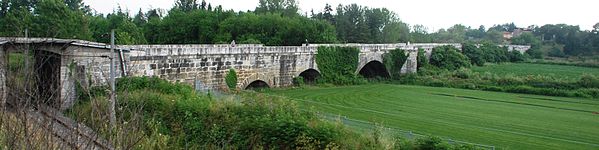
[{"left": 83, "top": 0, "right": 599, "bottom": 31}]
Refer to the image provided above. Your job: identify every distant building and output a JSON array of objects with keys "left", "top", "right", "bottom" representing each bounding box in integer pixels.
[
  {"left": 503, "top": 32, "right": 513, "bottom": 40},
  {"left": 503, "top": 28, "right": 533, "bottom": 42}
]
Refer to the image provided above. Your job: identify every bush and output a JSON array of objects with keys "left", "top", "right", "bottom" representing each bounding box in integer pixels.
[
  {"left": 225, "top": 68, "right": 238, "bottom": 90},
  {"left": 526, "top": 47, "right": 543, "bottom": 59},
  {"left": 508, "top": 50, "right": 526, "bottom": 62},
  {"left": 453, "top": 68, "right": 474, "bottom": 79},
  {"left": 414, "top": 136, "right": 451, "bottom": 150},
  {"left": 548, "top": 46, "right": 566, "bottom": 57},
  {"left": 293, "top": 76, "right": 305, "bottom": 87},
  {"left": 578, "top": 74, "right": 599, "bottom": 88},
  {"left": 430, "top": 45, "right": 471, "bottom": 70}
]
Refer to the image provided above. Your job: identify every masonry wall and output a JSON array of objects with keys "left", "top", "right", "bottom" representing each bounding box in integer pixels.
[
  {"left": 121, "top": 43, "right": 467, "bottom": 90},
  {"left": 125, "top": 45, "right": 320, "bottom": 90},
  {"left": 67, "top": 42, "right": 515, "bottom": 92}
]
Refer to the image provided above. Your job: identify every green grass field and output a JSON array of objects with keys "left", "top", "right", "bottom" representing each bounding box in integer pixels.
[
  {"left": 471, "top": 63, "right": 599, "bottom": 80},
  {"left": 265, "top": 84, "right": 599, "bottom": 150}
]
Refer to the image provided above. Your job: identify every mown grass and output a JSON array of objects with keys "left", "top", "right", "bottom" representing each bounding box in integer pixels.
[
  {"left": 471, "top": 63, "right": 599, "bottom": 81},
  {"left": 265, "top": 84, "right": 599, "bottom": 150}
]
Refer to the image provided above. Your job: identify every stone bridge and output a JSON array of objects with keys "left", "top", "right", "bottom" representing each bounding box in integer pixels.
[{"left": 0, "top": 37, "right": 529, "bottom": 110}]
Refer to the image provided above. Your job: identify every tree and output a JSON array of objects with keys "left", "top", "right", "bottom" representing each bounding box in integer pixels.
[
  {"left": 175, "top": 0, "right": 198, "bottom": 12},
  {"left": 0, "top": 7, "right": 33, "bottom": 36},
  {"left": 322, "top": 3, "right": 334, "bottom": 23},
  {"left": 32, "top": 0, "right": 91, "bottom": 39},
  {"left": 382, "top": 22, "right": 410, "bottom": 43},
  {"left": 200, "top": 0, "right": 206, "bottom": 10},
  {"left": 216, "top": 12, "right": 336, "bottom": 46},
  {"left": 479, "top": 43, "right": 509, "bottom": 63},
  {"left": 484, "top": 30, "right": 503, "bottom": 44},
  {"left": 410, "top": 24, "right": 433, "bottom": 43},
  {"left": 7, "top": 0, "right": 38, "bottom": 11},
  {"left": 133, "top": 9, "right": 147, "bottom": 27},
  {"left": 489, "top": 23, "right": 517, "bottom": 32},
  {"left": 462, "top": 43, "right": 485, "bottom": 66},
  {"left": 465, "top": 25, "right": 486, "bottom": 40},
  {"left": 511, "top": 32, "right": 542, "bottom": 58},
  {"left": 430, "top": 45, "right": 471, "bottom": 70},
  {"left": 64, "top": 0, "right": 84, "bottom": 10},
  {"left": 364, "top": 8, "right": 392, "bottom": 43},
  {"left": 255, "top": 0, "right": 298, "bottom": 16},
  {"left": 0, "top": 0, "right": 10, "bottom": 17},
  {"left": 335, "top": 4, "right": 369, "bottom": 43},
  {"left": 434, "top": 24, "right": 467, "bottom": 43}
]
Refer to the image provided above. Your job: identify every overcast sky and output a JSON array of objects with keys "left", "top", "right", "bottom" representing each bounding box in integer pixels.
[{"left": 83, "top": 0, "right": 598, "bottom": 31}]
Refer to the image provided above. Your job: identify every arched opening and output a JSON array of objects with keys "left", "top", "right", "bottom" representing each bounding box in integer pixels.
[
  {"left": 358, "top": 61, "right": 390, "bottom": 78},
  {"left": 298, "top": 69, "right": 321, "bottom": 84},
  {"left": 245, "top": 80, "right": 270, "bottom": 90}
]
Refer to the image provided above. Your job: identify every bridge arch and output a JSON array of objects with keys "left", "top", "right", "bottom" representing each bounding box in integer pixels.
[
  {"left": 297, "top": 68, "right": 321, "bottom": 84},
  {"left": 245, "top": 80, "right": 270, "bottom": 90},
  {"left": 240, "top": 73, "right": 273, "bottom": 90},
  {"left": 358, "top": 60, "right": 390, "bottom": 78}
]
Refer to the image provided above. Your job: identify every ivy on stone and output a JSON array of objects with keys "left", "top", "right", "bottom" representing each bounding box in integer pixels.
[
  {"left": 315, "top": 46, "right": 363, "bottom": 85},
  {"left": 383, "top": 48, "right": 409, "bottom": 78}
]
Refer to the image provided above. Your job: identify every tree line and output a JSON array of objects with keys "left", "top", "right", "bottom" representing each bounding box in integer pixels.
[{"left": 1, "top": 0, "right": 598, "bottom": 56}]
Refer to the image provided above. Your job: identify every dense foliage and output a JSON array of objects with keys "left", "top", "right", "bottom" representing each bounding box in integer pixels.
[
  {"left": 461, "top": 43, "right": 485, "bottom": 66},
  {"left": 225, "top": 68, "right": 237, "bottom": 90},
  {"left": 429, "top": 46, "right": 471, "bottom": 70},
  {"left": 383, "top": 49, "right": 409, "bottom": 78},
  {"left": 315, "top": 46, "right": 364, "bottom": 85},
  {"left": 416, "top": 48, "right": 429, "bottom": 70}
]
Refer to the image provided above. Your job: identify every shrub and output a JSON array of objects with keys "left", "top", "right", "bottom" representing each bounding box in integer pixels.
[
  {"left": 526, "top": 47, "right": 543, "bottom": 59},
  {"left": 548, "top": 46, "right": 566, "bottom": 57},
  {"left": 293, "top": 76, "right": 305, "bottom": 87},
  {"left": 225, "top": 68, "right": 238, "bottom": 90},
  {"left": 508, "top": 50, "right": 526, "bottom": 62},
  {"left": 578, "top": 74, "right": 599, "bottom": 88},
  {"left": 453, "top": 68, "right": 474, "bottom": 79},
  {"left": 414, "top": 136, "right": 451, "bottom": 150},
  {"left": 430, "top": 45, "right": 471, "bottom": 70}
]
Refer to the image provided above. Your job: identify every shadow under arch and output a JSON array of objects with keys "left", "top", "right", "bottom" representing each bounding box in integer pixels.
[
  {"left": 297, "top": 69, "right": 321, "bottom": 84},
  {"left": 245, "top": 80, "right": 270, "bottom": 90},
  {"left": 358, "top": 60, "right": 390, "bottom": 78}
]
